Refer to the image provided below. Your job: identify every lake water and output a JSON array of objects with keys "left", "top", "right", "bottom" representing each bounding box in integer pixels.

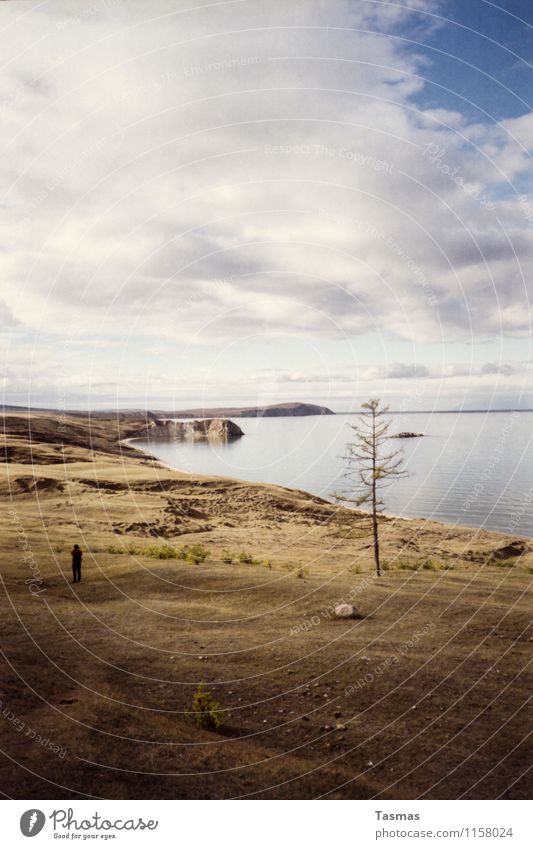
[{"left": 134, "top": 412, "right": 533, "bottom": 538}]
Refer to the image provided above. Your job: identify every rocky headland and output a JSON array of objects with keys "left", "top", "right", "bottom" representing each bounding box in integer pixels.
[{"left": 145, "top": 417, "right": 244, "bottom": 441}]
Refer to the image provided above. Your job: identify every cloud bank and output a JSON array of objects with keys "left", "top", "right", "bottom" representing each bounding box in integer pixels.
[{"left": 0, "top": 0, "right": 531, "bottom": 409}]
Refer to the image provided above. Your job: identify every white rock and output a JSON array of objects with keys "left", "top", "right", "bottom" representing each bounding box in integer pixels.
[{"left": 334, "top": 603, "right": 359, "bottom": 619}]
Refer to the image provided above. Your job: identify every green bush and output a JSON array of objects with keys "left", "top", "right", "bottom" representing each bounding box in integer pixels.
[
  {"left": 108, "top": 543, "right": 143, "bottom": 556},
  {"left": 395, "top": 557, "right": 441, "bottom": 571},
  {"left": 238, "top": 551, "right": 254, "bottom": 564},
  {"left": 146, "top": 544, "right": 179, "bottom": 560},
  {"left": 221, "top": 550, "right": 234, "bottom": 564},
  {"left": 493, "top": 557, "right": 517, "bottom": 568},
  {"left": 396, "top": 559, "right": 417, "bottom": 571},
  {"left": 188, "top": 684, "right": 224, "bottom": 730},
  {"left": 186, "top": 544, "right": 209, "bottom": 564},
  {"left": 107, "top": 542, "right": 178, "bottom": 559}
]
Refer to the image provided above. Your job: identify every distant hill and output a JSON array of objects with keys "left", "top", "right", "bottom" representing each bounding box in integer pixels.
[
  {"left": 159, "top": 402, "right": 335, "bottom": 418},
  {"left": 1, "top": 402, "right": 335, "bottom": 419}
]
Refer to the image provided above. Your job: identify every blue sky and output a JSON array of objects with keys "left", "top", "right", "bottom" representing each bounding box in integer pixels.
[
  {"left": 1, "top": 0, "right": 532, "bottom": 411},
  {"left": 409, "top": 0, "right": 532, "bottom": 125}
]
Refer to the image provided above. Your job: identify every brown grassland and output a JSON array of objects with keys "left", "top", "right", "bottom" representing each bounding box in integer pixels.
[{"left": 0, "top": 412, "right": 531, "bottom": 799}]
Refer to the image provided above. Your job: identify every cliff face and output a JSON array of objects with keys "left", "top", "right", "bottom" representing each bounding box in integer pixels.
[{"left": 147, "top": 418, "right": 244, "bottom": 441}]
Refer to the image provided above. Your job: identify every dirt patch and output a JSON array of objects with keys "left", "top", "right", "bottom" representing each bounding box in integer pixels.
[
  {"left": 492, "top": 540, "right": 530, "bottom": 560},
  {"left": 0, "top": 476, "right": 65, "bottom": 496}
]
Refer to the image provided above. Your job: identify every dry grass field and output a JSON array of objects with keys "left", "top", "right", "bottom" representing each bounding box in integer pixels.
[{"left": 0, "top": 413, "right": 531, "bottom": 799}]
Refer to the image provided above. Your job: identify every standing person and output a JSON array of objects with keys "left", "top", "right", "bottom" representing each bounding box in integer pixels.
[{"left": 71, "top": 544, "right": 82, "bottom": 583}]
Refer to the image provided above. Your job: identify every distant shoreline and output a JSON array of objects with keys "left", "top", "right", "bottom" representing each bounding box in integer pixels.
[
  {"left": 2, "top": 403, "right": 533, "bottom": 416},
  {"left": 336, "top": 409, "right": 533, "bottom": 415},
  {"left": 126, "top": 435, "right": 455, "bottom": 532},
  {"left": 1, "top": 407, "right": 530, "bottom": 547}
]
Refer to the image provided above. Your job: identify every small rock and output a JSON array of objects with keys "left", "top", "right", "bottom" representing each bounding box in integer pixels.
[
  {"left": 335, "top": 723, "right": 346, "bottom": 730},
  {"left": 334, "top": 603, "right": 360, "bottom": 619},
  {"left": 366, "top": 760, "right": 374, "bottom": 767}
]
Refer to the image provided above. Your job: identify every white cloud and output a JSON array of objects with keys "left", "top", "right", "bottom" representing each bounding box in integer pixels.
[{"left": 0, "top": 0, "right": 531, "bottom": 407}]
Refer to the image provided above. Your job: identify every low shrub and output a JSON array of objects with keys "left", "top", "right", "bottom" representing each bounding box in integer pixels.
[
  {"left": 395, "top": 557, "right": 441, "bottom": 571},
  {"left": 238, "top": 551, "right": 254, "bottom": 564},
  {"left": 186, "top": 544, "right": 209, "bottom": 564},
  {"left": 280, "top": 562, "right": 309, "bottom": 577},
  {"left": 107, "top": 542, "right": 178, "bottom": 559},
  {"left": 396, "top": 559, "right": 418, "bottom": 571},
  {"left": 108, "top": 543, "right": 145, "bottom": 556},
  {"left": 220, "top": 550, "right": 234, "bottom": 564},
  {"left": 146, "top": 544, "right": 179, "bottom": 560},
  {"left": 492, "top": 557, "right": 518, "bottom": 568},
  {"left": 187, "top": 684, "right": 225, "bottom": 730}
]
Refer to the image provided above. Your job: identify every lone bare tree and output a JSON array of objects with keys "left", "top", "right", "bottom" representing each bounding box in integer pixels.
[{"left": 334, "top": 398, "right": 408, "bottom": 577}]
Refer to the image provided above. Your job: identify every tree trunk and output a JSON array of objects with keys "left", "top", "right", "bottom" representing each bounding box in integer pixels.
[
  {"left": 372, "top": 502, "right": 380, "bottom": 577},
  {"left": 371, "top": 407, "right": 381, "bottom": 577}
]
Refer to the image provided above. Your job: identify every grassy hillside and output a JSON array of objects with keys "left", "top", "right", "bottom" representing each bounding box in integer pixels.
[{"left": 0, "top": 413, "right": 530, "bottom": 799}]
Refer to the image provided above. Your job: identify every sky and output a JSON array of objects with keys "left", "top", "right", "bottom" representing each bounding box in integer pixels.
[{"left": 1, "top": 0, "right": 532, "bottom": 412}]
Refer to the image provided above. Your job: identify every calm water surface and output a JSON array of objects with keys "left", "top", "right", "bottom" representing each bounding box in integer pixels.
[{"left": 134, "top": 412, "right": 533, "bottom": 538}]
